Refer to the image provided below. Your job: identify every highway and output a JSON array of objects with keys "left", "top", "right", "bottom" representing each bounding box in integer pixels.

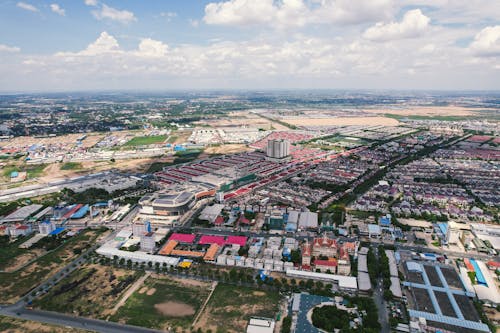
[{"left": 0, "top": 307, "right": 164, "bottom": 333}]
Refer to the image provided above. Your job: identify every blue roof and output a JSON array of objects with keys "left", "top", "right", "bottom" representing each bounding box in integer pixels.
[
  {"left": 438, "top": 223, "right": 448, "bottom": 235},
  {"left": 380, "top": 217, "right": 391, "bottom": 225},
  {"left": 49, "top": 227, "right": 65, "bottom": 235},
  {"left": 10, "top": 171, "right": 19, "bottom": 178},
  {"left": 470, "top": 259, "right": 487, "bottom": 286},
  {"left": 71, "top": 204, "right": 89, "bottom": 219}
]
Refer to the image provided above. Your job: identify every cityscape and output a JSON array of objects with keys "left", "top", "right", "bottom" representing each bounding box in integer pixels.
[{"left": 0, "top": 1, "right": 499, "bottom": 333}]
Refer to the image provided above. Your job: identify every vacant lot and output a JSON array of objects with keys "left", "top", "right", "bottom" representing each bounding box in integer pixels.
[
  {"left": 365, "top": 105, "right": 476, "bottom": 117},
  {"left": 195, "top": 284, "right": 281, "bottom": 333},
  {"left": 0, "top": 228, "right": 107, "bottom": 303},
  {"left": 124, "top": 135, "right": 167, "bottom": 146},
  {"left": 34, "top": 264, "right": 142, "bottom": 318},
  {"left": 111, "top": 275, "right": 211, "bottom": 332},
  {"left": 283, "top": 116, "right": 399, "bottom": 127},
  {"left": 0, "top": 235, "right": 46, "bottom": 272},
  {"left": 60, "top": 162, "right": 83, "bottom": 170},
  {"left": 0, "top": 315, "right": 92, "bottom": 333},
  {"left": 454, "top": 294, "right": 480, "bottom": 322}
]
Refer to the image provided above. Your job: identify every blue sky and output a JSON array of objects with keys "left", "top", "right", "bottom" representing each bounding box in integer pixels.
[{"left": 0, "top": 0, "right": 499, "bottom": 91}]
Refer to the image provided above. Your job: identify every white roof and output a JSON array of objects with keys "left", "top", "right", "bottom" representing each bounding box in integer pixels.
[
  {"left": 358, "top": 254, "right": 368, "bottom": 272},
  {"left": 385, "top": 250, "right": 398, "bottom": 277},
  {"left": 286, "top": 269, "right": 357, "bottom": 290},
  {"left": 357, "top": 272, "right": 371, "bottom": 291},
  {"left": 406, "top": 261, "right": 423, "bottom": 273},
  {"left": 298, "top": 212, "right": 318, "bottom": 229},
  {"left": 246, "top": 318, "right": 275, "bottom": 333},
  {"left": 96, "top": 246, "right": 179, "bottom": 266},
  {"left": 390, "top": 276, "right": 402, "bottom": 298},
  {"left": 287, "top": 210, "right": 299, "bottom": 224},
  {"left": 368, "top": 224, "right": 381, "bottom": 234}
]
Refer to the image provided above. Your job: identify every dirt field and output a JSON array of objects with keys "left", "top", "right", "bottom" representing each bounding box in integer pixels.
[
  {"left": 283, "top": 116, "right": 400, "bottom": 127},
  {"left": 204, "top": 144, "right": 253, "bottom": 155},
  {"left": 197, "top": 111, "right": 288, "bottom": 131},
  {"left": 2, "top": 248, "right": 45, "bottom": 273},
  {"left": 154, "top": 302, "right": 195, "bottom": 317},
  {"left": 440, "top": 267, "right": 464, "bottom": 290},
  {"left": 194, "top": 283, "right": 281, "bottom": 333},
  {"left": 0, "top": 315, "right": 92, "bottom": 333},
  {"left": 364, "top": 105, "right": 477, "bottom": 116},
  {"left": 0, "top": 228, "right": 107, "bottom": 304},
  {"left": 110, "top": 275, "right": 211, "bottom": 332},
  {"left": 412, "top": 288, "right": 436, "bottom": 314},
  {"left": 34, "top": 263, "right": 142, "bottom": 318}
]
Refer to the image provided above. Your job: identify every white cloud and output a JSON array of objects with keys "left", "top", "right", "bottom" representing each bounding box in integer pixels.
[
  {"left": 56, "top": 31, "right": 121, "bottom": 56},
  {"left": 189, "top": 19, "right": 200, "bottom": 28},
  {"left": 160, "top": 12, "right": 177, "bottom": 22},
  {"left": 50, "top": 3, "right": 65, "bottom": 16},
  {"left": 469, "top": 26, "right": 500, "bottom": 57},
  {"left": 136, "top": 38, "right": 168, "bottom": 57},
  {"left": 92, "top": 4, "right": 136, "bottom": 24},
  {"left": 0, "top": 44, "right": 21, "bottom": 53},
  {"left": 203, "top": 0, "right": 393, "bottom": 28},
  {"left": 16, "top": 2, "right": 38, "bottom": 12},
  {"left": 363, "top": 9, "right": 430, "bottom": 42},
  {"left": 84, "top": 0, "right": 98, "bottom": 6}
]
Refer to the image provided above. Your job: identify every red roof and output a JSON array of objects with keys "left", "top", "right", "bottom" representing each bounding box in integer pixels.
[
  {"left": 214, "top": 216, "right": 225, "bottom": 225},
  {"left": 225, "top": 236, "right": 247, "bottom": 246},
  {"left": 487, "top": 261, "right": 500, "bottom": 268},
  {"left": 169, "top": 233, "right": 195, "bottom": 243},
  {"left": 199, "top": 235, "right": 225, "bottom": 246},
  {"left": 16, "top": 225, "right": 29, "bottom": 230}
]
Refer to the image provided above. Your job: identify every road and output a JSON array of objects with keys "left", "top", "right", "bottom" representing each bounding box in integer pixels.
[
  {"left": 0, "top": 307, "right": 163, "bottom": 333},
  {"left": 372, "top": 246, "right": 390, "bottom": 333}
]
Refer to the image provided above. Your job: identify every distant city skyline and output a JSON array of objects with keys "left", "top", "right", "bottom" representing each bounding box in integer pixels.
[{"left": 0, "top": 0, "right": 499, "bottom": 92}]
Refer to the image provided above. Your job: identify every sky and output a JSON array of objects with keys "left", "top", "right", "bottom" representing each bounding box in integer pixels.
[{"left": 0, "top": 0, "right": 499, "bottom": 92}]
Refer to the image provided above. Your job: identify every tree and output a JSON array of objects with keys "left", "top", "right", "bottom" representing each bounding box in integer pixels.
[{"left": 281, "top": 316, "right": 292, "bottom": 333}]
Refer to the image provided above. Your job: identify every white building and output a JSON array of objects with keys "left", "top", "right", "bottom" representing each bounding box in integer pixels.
[
  {"left": 246, "top": 317, "right": 275, "bottom": 333},
  {"left": 140, "top": 232, "right": 156, "bottom": 253},
  {"left": 266, "top": 139, "right": 290, "bottom": 160},
  {"left": 38, "top": 221, "right": 56, "bottom": 235}
]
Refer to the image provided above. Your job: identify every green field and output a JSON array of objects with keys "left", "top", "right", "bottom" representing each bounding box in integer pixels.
[
  {"left": 0, "top": 228, "right": 107, "bottom": 303},
  {"left": 124, "top": 135, "right": 167, "bottom": 146},
  {"left": 110, "top": 276, "right": 210, "bottom": 331},
  {"left": 2, "top": 163, "right": 47, "bottom": 180},
  {"left": 195, "top": 283, "right": 281, "bottom": 333},
  {"left": 60, "top": 162, "right": 83, "bottom": 170}
]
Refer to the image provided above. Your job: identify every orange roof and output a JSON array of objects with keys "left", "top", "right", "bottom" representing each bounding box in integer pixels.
[
  {"left": 159, "top": 240, "right": 178, "bottom": 255},
  {"left": 203, "top": 243, "right": 219, "bottom": 261},
  {"left": 170, "top": 249, "right": 204, "bottom": 257},
  {"left": 315, "top": 258, "right": 338, "bottom": 267}
]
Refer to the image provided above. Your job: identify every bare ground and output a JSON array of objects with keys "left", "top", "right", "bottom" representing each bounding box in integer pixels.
[
  {"left": 154, "top": 302, "right": 195, "bottom": 317},
  {"left": 283, "top": 116, "right": 400, "bottom": 126}
]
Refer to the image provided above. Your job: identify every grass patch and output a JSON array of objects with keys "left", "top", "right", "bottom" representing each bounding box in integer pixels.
[
  {"left": 197, "top": 283, "right": 281, "bottom": 333},
  {"left": 110, "top": 276, "right": 210, "bottom": 331},
  {"left": 60, "top": 162, "right": 83, "bottom": 170},
  {"left": 0, "top": 228, "right": 107, "bottom": 303},
  {"left": 124, "top": 135, "right": 167, "bottom": 146}
]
